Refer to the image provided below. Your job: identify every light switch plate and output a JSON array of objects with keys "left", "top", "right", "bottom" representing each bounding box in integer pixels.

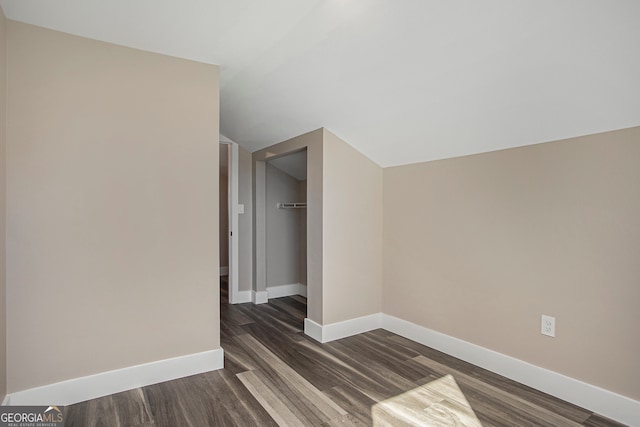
[{"left": 238, "top": 204, "right": 245, "bottom": 214}]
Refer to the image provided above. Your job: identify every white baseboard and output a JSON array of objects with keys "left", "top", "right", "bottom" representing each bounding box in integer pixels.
[
  {"left": 304, "top": 313, "right": 382, "bottom": 343},
  {"left": 267, "top": 283, "right": 306, "bottom": 299},
  {"left": 219, "top": 266, "right": 229, "bottom": 276},
  {"left": 4, "top": 348, "right": 224, "bottom": 406},
  {"left": 236, "top": 287, "right": 305, "bottom": 304},
  {"left": 380, "top": 314, "right": 640, "bottom": 426},
  {"left": 301, "top": 312, "right": 639, "bottom": 425},
  {"left": 232, "top": 290, "right": 252, "bottom": 304},
  {"left": 304, "top": 318, "right": 324, "bottom": 343},
  {"left": 252, "top": 290, "right": 268, "bottom": 304}
]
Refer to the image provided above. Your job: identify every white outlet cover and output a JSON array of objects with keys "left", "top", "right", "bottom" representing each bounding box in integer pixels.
[{"left": 541, "top": 315, "right": 556, "bottom": 337}]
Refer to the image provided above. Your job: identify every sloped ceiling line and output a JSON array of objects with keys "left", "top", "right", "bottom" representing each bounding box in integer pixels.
[{"left": 2, "top": 0, "right": 639, "bottom": 167}]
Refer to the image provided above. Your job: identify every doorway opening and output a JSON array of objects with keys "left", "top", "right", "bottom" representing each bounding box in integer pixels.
[
  {"left": 254, "top": 148, "right": 308, "bottom": 320},
  {"left": 219, "top": 138, "right": 239, "bottom": 304},
  {"left": 265, "top": 149, "right": 307, "bottom": 300}
]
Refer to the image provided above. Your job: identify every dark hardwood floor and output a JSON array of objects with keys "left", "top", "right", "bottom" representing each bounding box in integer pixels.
[{"left": 66, "top": 278, "right": 626, "bottom": 426}]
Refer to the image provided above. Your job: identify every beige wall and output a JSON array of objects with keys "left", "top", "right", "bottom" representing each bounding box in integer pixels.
[
  {"left": 254, "top": 129, "right": 323, "bottom": 321},
  {"left": 383, "top": 127, "right": 640, "bottom": 400},
  {"left": 322, "top": 129, "right": 383, "bottom": 324},
  {"left": 6, "top": 22, "right": 220, "bottom": 393},
  {"left": 0, "top": 6, "right": 7, "bottom": 401},
  {"left": 238, "top": 145, "right": 253, "bottom": 292},
  {"left": 265, "top": 163, "right": 301, "bottom": 287}
]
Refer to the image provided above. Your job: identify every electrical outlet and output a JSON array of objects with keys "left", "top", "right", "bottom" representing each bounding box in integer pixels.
[{"left": 541, "top": 315, "right": 555, "bottom": 337}]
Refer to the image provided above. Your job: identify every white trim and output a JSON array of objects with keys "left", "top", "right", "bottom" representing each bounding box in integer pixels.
[
  {"left": 4, "top": 348, "right": 224, "bottom": 406},
  {"left": 252, "top": 290, "right": 268, "bottom": 305},
  {"left": 304, "top": 318, "right": 324, "bottom": 343},
  {"left": 255, "top": 161, "right": 267, "bottom": 299},
  {"left": 303, "top": 313, "right": 382, "bottom": 343},
  {"left": 228, "top": 142, "right": 240, "bottom": 303},
  {"left": 380, "top": 314, "right": 640, "bottom": 426},
  {"left": 234, "top": 290, "right": 252, "bottom": 304},
  {"left": 267, "top": 283, "right": 306, "bottom": 299},
  {"left": 1, "top": 395, "right": 9, "bottom": 406},
  {"left": 323, "top": 313, "right": 382, "bottom": 342},
  {"left": 220, "top": 137, "right": 240, "bottom": 304},
  {"left": 301, "top": 312, "right": 640, "bottom": 425},
  {"left": 298, "top": 284, "right": 307, "bottom": 297}
]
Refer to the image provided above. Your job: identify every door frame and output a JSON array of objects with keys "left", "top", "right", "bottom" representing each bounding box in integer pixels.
[{"left": 220, "top": 136, "right": 240, "bottom": 303}]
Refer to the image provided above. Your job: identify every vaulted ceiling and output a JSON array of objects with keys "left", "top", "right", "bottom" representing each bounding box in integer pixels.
[{"left": 2, "top": 0, "right": 639, "bottom": 167}]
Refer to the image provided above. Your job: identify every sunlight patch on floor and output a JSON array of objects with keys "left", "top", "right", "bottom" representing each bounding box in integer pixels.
[{"left": 372, "top": 374, "right": 482, "bottom": 426}]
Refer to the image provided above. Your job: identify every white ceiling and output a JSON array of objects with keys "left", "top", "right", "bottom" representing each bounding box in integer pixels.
[{"left": 2, "top": 0, "right": 639, "bottom": 167}]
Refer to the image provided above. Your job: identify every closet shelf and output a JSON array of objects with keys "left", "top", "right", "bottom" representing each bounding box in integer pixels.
[{"left": 277, "top": 202, "right": 307, "bottom": 209}]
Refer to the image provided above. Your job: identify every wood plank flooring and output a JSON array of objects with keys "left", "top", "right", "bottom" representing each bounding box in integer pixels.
[{"left": 65, "top": 279, "right": 627, "bottom": 426}]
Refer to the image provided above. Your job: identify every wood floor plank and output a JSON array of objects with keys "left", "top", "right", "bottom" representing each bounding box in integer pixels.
[
  {"left": 111, "top": 388, "right": 154, "bottom": 426},
  {"left": 241, "top": 302, "right": 303, "bottom": 333},
  {"left": 333, "top": 333, "right": 428, "bottom": 383},
  {"left": 66, "top": 388, "right": 153, "bottom": 427},
  {"left": 413, "top": 355, "right": 584, "bottom": 426},
  {"left": 372, "top": 375, "right": 482, "bottom": 427},
  {"left": 237, "top": 370, "right": 304, "bottom": 426},
  {"left": 234, "top": 334, "right": 348, "bottom": 421},
  {"left": 234, "top": 322, "right": 343, "bottom": 391},
  {"left": 388, "top": 334, "right": 593, "bottom": 423},
  {"left": 268, "top": 296, "right": 308, "bottom": 321},
  {"left": 66, "top": 394, "right": 121, "bottom": 427},
  {"left": 144, "top": 375, "right": 224, "bottom": 426},
  {"left": 317, "top": 339, "right": 418, "bottom": 401},
  {"left": 221, "top": 334, "right": 262, "bottom": 372},
  {"left": 201, "top": 369, "right": 278, "bottom": 427},
  {"left": 292, "top": 338, "right": 401, "bottom": 401},
  {"left": 322, "top": 385, "right": 376, "bottom": 426},
  {"left": 322, "top": 413, "right": 369, "bottom": 426}
]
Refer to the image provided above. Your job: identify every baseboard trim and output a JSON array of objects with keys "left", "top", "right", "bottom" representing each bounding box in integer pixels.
[
  {"left": 301, "top": 312, "right": 639, "bottom": 424},
  {"left": 304, "top": 313, "right": 382, "bottom": 343},
  {"left": 380, "top": 314, "right": 640, "bottom": 426},
  {"left": 267, "top": 283, "right": 306, "bottom": 299},
  {"left": 4, "top": 348, "right": 224, "bottom": 406},
  {"left": 219, "top": 266, "right": 229, "bottom": 276},
  {"left": 252, "top": 290, "right": 268, "bottom": 304},
  {"left": 304, "top": 318, "right": 324, "bottom": 343},
  {"left": 232, "top": 290, "right": 252, "bottom": 304}
]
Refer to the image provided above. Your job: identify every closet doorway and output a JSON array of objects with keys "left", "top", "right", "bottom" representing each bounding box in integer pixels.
[
  {"left": 253, "top": 130, "right": 322, "bottom": 332},
  {"left": 259, "top": 149, "right": 308, "bottom": 304}
]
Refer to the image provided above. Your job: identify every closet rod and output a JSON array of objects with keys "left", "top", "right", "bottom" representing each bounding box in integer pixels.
[{"left": 277, "top": 202, "right": 307, "bottom": 209}]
